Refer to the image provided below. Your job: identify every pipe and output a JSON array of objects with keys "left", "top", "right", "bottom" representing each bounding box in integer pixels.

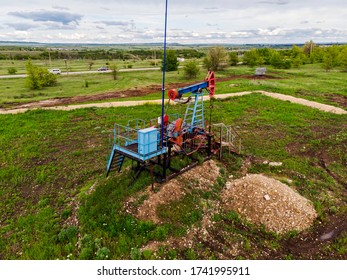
[{"left": 161, "top": 0, "right": 169, "bottom": 148}]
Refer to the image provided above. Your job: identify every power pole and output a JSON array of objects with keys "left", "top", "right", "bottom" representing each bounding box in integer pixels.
[{"left": 48, "top": 49, "right": 52, "bottom": 67}]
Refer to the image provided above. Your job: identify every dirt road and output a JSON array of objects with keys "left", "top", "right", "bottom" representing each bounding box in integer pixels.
[
  {"left": 0, "top": 67, "right": 161, "bottom": 79},
  {"left": 0, "top": 91, "right": 346, "bottom": 115}
]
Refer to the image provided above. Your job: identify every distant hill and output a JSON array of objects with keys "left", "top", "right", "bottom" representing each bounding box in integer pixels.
[{"left": 0, "top": 40, "right": 345, "bottom": 50}]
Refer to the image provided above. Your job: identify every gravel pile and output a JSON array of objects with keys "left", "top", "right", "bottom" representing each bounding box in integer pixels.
[{"left": 221, "top": 174, "right": 317, "bottom": 234}]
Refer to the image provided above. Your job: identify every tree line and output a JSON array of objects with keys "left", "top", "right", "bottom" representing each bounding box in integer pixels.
[
  {"left": 163, "top": 41, "right": 347, "bottom": 80},
  {"left": 176, "top": 42, "right": 347, "bottom": 75},
  {"left": 0, "top": 48, "right": 205, "bottom": 61},
  {"left": 235, "top": 41, "right": 347, "bottom": 72},
  {"left": 2, "top": 42, "right": 346, "bottom": 73}
]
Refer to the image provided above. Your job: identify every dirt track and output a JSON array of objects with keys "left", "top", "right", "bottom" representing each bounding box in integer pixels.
[
  {"left": 0, "top": 90, "right": 346, "bottom": 115},
  {"left": 0, "top": 75, "right": 346, "bottom": 115}
]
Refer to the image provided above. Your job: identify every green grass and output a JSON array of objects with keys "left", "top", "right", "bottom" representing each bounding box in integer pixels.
[
  {"left": 216, "top": 65, "right": 347, "bottom": 108},
  {"left": 0, "top": 64, "right": 346, "bottom": 260},
  {"left": 1, "top": 63, "right": 346, "bottom": 110},
  {"left": 0, "top": 58, "right": 160, "bottom": 75},
  {"left": 0, "top": 66, "right": 206, "bottom": 106}
]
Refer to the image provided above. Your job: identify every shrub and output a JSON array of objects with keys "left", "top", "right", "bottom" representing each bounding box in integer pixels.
[
  {"left": 25, "top": 60, "right": 57, "bottom": 90},
  {"left": 183, "top": 60, "right": 200, "bottom": 79},
  {"left": 338, "top": 48, "right": 347, "bottom": 72},
  {"left": 229, "top": 52, "right": 239, "bottom": 66},
  {"left": 243, "top": 49, "right": 262, "bottom": 67},
  {"left": 8, "top": 67, "right": 17, "bottom": 75},
  {"left": 322, "top": 54, "right": 333, "bottom": 72},
  {"left": 162, "top": 50, "right": 179, "bottom": 72},
  {"left": 270, "top": 52, "right": 292, "bottom": 69},
  {"left": 204, "top": 46, "right": 228, "bottom": 71},
  {"left": 110, "top": 64, "right": 118, "bottom": 80}
]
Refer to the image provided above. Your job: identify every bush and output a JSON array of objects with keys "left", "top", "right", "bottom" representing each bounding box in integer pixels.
[
  {"left": 110, "top": 64, "right": 118, "bottom": 80},
  {"left": 183, "top": 60, "right": 200, "bottom": 79},
  {"left": 8, "top": 67, "right": 17, "bottom": 75},
  {"left": 25, "top": 60, "right": 57, "bottom": 90},
  {"left": 243, "top": 49, "right": 261, "bottom": 67},
  {"left": 322, "top": 54, "right": 333, "bottom": 72},
  {"left": 270, "top": 51, "right": 292, "bottom": 69},
  {"left": 229, "top": 52, "right": 239, "bottom": 66},
  {"left": 162, "top": 50, "right": 179, "bottom": 72},
  {"left": 338, "top": 48, "right": 347, "bottom": 72},
  {"left": 204, "top": 46, "right": 228, "bottom": 71}
]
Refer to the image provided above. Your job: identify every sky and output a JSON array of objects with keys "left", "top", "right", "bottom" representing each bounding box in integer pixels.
[{"left": 0, "top": 0, "right": 346, "bottom": 44}]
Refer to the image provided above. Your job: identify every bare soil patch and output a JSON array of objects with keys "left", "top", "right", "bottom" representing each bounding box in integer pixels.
[
  {"left": 285, "top": 214, "right": 347, "bottom": 259},
  {"left": 2, "top": 75, "right": 280, "bottom": 110},
  {"left": 221, "top": 174, "right": 317, "bottom": 234},
  {"left": 128, "top": 179, "right": 185, "bottom": 224},
  {"left": 6, "top": 84, "right": 163, "bottom": 110},
  {"left": 325, "top": 94, "right": 347, "bottom": 109},
  {"left": 125, "top": 160, "right": 221, "bottom": 224},
  {"left": 125, "top": 160, "right": 223, "bottom": 254}
]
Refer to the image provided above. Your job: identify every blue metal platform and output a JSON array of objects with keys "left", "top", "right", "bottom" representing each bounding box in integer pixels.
[{"left": 106, "top": 122, "right": 167, "bottom": 176}]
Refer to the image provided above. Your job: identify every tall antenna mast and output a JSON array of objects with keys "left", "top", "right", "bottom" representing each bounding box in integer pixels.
[{"left": 161, "top": 0, "right": 168, "bottom": 147}]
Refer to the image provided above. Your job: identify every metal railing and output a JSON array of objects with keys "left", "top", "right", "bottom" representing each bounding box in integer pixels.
[
  {"left": 212, "top": 123, "right": 242, "bottom": 158},
  {"left": 113, "top": 123, "right": 139, "bottom": 148},
  {"left": 110, "top": 120, "right": 167, "bottom": 161}
]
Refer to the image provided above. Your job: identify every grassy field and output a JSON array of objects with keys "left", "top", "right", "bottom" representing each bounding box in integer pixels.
[
  {"left": 0, "top": 63, "right": 346, "bottom": 110},
  {"left": 0, "top": 58, "right": 160, "bottom": 75},
  {"left": 0, "top": 63, "right": 193, "bottom": 106},
  {"left": 217, "top": 65, "right": 347, "bottom": 109},
  {"left": 0, "top": 64, "right": 346, "bottom": 260}
]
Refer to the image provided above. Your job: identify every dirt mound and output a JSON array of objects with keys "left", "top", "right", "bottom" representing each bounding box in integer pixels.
[
  {"left": 135, "top": 179, "right": 185, "bottom": 223},
  {"left": 221, "top": 174, "right": 317, "bottom": 234},
  {"left": 179, "top": 160, "right": 220, "bottom": 190},
  {"left": 125, "top": 160, "right": 220, "bottom": 224}
]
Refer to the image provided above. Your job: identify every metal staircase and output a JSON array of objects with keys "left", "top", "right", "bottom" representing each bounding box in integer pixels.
[
  {"left": 106, "top": 148, "right": 125, "bottom": 176},
  {"left": 183, "top": 93, "right": 205, "bottom": 131}
]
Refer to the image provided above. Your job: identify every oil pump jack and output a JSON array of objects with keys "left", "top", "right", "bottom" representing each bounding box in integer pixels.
[
  {"left": 106, "top": 71, "right": 220, "bottom": 183},
  {"left": 106, "top": 0, "right": 240, "bottom": 184}
]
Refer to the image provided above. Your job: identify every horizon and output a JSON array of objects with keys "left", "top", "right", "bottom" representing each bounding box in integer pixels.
[{"left": 1, "top": 40, "right": 346, "bottom": 48}]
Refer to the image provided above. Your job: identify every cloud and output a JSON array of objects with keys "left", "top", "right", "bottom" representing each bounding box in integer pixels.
[
  {"left": 257, "top": 0, "right": 289, "bottom": 5},
  {"left": 52, "top": 6, "right": 70, "bottom": 11},
  {"left": 8, "top": 10, "right": 83, "bottom": 25},
  {"left": 44, "top": 22, "right": 79, "bottom": 30},
  {"left": 95, "top": 20, "right": 131, "bottom": 27},
  {"left": 95, "top": 20, "right": 136, "bottom": 33},
  {"left": 1, "top": 1, "right": 346, "bottom": 44},
  {"left": 2, "top": 31, "right": 30, "bottom": 41},
  {"left": 6, "top": 23, "right": 37, "bottom": 31}
]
